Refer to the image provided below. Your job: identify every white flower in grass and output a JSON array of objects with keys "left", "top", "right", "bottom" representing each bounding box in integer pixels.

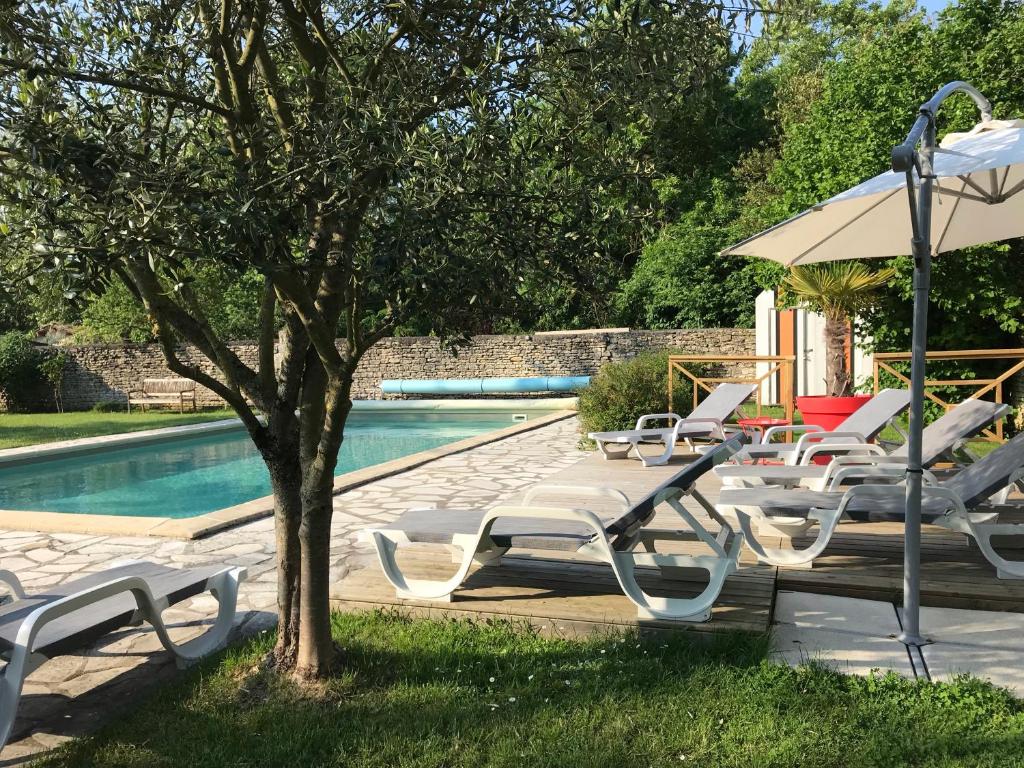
[
  {"left": 489, "top": 676, "right": 496, "bottom": 683},
  {"left": 508, "top": 697, "right": 516, "bottom": 703},
  {"left": 528, "top": 674, "right": 534, "bottom": 681}
]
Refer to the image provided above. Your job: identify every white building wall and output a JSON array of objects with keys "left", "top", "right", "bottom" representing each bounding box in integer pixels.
[{"left": 755, "top": 290, "right": 874, "bottom": 399}]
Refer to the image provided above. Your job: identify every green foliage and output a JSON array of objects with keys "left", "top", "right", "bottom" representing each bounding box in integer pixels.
[
  {"left": 0, "top": 331, "right": 40, "bottom": 411},
  {"left": 36, "top": 611, "right": 1024, "bottom": 768},
  {"left": 615, "top": 181, "right": 764, "bottom": 329},
  {"left": 75, "top": 282, "right": 153, "bottom": 344},
  {"left": 38, "top": 349, "right": 67, "bottom": 412},
  {"left": 782, "top": 263, "right": 895, "bottom": 323},
  {"left": 577, "top": 351, "right": 697, "bottom": 439},
  {"left": 91, "top": 400, "right": 126, "bottom": 413}
]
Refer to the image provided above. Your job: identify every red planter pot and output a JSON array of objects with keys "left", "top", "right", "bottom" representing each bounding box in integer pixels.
[{"left": 796, "top": 394, "right": 873, "bottom": 464}]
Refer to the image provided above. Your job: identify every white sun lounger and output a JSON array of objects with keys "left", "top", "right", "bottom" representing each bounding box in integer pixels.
[
  {"left": 716, "top": 430, "right": 1024, "bottom": 576},
  {"left": 732, "top": 388, "right": 912, "bottom": 466},
  {"left": 587, "top": 383, "right": 756, "bottom": 467},
  {"left": 360, "top": 434, "right": 748, "bottom": 622},
  {"left": 0, "top": 561, "right": 246, "bottom": 749},
  {"left": 715, "top": 399, "right": 1010, "bottom": 490}
]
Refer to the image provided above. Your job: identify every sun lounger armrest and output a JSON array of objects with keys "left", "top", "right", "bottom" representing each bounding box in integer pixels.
[
  {"left": 634, "top": 413, "right": 683, "bottom": 430},
  {"left": 825, "top": 465, "right": 939, "bottom": 491},
  {"left": 761, "top": 424, "right": 824, "bottom": 444},
  {"left": 794, "top": 430, "right": 868, "bottom": 455},
  {"left": 9, "top": 575, "right": 171, "bottom": 672},
  {"left": 799, "top": 441, "right": 885, "bottom": 466},
  {"left": 919, "top": 486, "right": 968, "bottom": 516},
  {"left": 830, "top": 483, "right": 906, "bottom": 516},
  {"left": 13, "top": 566, "right": 240, "bottom": 655},
  {"left": 523, "top": 485, "right": 631, "bottom": 513},
  {"left": 673, "top": 417, "right": 725, "bottom": 440},
  {"left": 0, "top": 570, "right": 26, "bottom": 600}
]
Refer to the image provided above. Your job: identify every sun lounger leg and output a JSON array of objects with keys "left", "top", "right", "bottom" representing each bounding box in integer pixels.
[
  {"left": 369, "top": 530, "right": 499, "bottom": 602},
  {"left": 942, "top": 515, "right": 1024, "bottom": 580},
  {"left": 637, "top": 440, "right": 674, "bottom": 468},
  {"left": 142, "top": 568, "right": 247, "bottom": 668},
  {"left": 0, "top": 648, "right": 46, "bottom": 749},
  {"left": 589, "top": 488, "right": 743, "bottom": 621},
  {"left": 596, "top": 535, "right": 742, "bottom": 622},
  {"left": 595, "top": 440, "right": 633, "bottom": 461},
  {"left": 728, "top": 506, "right": 842, "bottom": 566}
]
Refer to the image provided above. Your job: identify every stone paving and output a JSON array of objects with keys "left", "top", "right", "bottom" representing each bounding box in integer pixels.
[{"left": 0, "top": 417, "right": 586, "bottom": 762}]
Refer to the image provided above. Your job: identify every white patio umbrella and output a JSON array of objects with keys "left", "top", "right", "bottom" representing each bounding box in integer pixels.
[{"left": 722, "top": 81, "right": 1024, "bottom": 646}]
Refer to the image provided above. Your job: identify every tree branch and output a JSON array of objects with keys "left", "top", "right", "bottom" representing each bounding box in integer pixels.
[{"left": 0, "top": 58, "right": 232, "bottom": 117}]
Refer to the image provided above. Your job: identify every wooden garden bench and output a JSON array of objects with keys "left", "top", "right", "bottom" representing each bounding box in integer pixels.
[{"left": 127, "top": 378, "right": 198, "bottom": 413}]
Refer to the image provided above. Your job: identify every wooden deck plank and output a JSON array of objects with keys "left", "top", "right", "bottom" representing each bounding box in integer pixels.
[{"left": 332, "top": 551, "right": 772, "bottom": 636}]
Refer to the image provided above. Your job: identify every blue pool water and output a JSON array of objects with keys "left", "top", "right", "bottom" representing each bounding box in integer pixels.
[{"left": 0, "top": 413, "right": 521, "bottom": 518}]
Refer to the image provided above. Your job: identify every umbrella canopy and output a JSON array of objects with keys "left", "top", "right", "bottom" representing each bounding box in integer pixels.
[{"left": 724, "top": 119, "right": 1024, "bottom": 265}]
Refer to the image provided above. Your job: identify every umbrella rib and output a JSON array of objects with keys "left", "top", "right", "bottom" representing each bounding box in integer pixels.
[
  {"left": 999, "top": 176, "right": 1024, "bottom": 201},
  {"left": 788, "top": 187, "right": 902, "bottom": 266},
  {"left": 957, "top": 174, "right": 995, "bottom": 201},
  {"left": 998, "top": 165, "right": 1011, "bottom": 196},
  {"left": 936, "top": 187, "right": 993, "bottom": 204},
  {"left": 933, "top": 178, "right": 965, "bottom": 255}
]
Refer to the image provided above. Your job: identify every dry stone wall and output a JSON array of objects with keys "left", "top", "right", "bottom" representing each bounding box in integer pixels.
[{"left": 26, "top": 328, "right": 755, "bottom": 411}]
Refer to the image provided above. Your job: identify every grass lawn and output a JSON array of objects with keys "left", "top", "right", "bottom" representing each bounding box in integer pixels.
[
  {"left": 0, "top": 409, "right": 237, "bottom": 450},
  {"left": 40, "top": 612, "right": 1024, "bottom": 768}
]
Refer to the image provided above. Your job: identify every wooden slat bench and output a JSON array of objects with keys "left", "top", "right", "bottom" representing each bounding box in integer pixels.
[{"left": 127, "top": 378, "right": 198, "bottom": 413}]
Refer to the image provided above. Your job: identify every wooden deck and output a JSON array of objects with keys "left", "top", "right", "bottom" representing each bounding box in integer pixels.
[
  {"left": 777, "top": 514, "right": 1024, "bottom": 612},
  {"left": 332, "top": 446, "right": 1024, "bottom": 636}
]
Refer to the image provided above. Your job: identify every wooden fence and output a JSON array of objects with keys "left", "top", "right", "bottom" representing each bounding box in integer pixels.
[
  {"left": 668, "top": 355, "right": 795, "bottom": 422},
  {"left": 872, "top": 348, "right": 1024, "bottom": 441}
]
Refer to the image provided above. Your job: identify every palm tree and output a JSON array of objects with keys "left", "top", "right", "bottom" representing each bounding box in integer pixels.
[{"left": 783, "top": 262, "right": 894, "bottom": 397}]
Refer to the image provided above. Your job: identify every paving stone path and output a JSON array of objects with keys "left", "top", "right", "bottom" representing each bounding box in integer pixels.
[{"left": 1, "top": 417, "right": 585, "bottom": 763}]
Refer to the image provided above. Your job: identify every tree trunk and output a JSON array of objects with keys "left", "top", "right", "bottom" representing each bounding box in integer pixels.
[
  {"left": 267, "top": 457, "right": 303, "bottom": 668},
  {"left": 824, "top": 315, "right": 851, "bottom": 397},
  {"left": 295, "top": 468, "right": 337, "bottom": 679}
]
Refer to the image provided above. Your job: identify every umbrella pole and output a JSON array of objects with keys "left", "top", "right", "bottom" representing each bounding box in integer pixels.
[
  {"left": 891, "top": 81, "right": 991, "bottom": 647},
  {"left": 901, "top": 161, "right": 932, "bottom": 647}
]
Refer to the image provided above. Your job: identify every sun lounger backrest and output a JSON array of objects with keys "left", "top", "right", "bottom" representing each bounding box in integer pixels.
[
  {"left": 943, "top": 430, "right": 1024, "bottom": 507},
  {"left": 689, "top": 383, "right": 756, "bottom": 421},
  {"left": 614, "top": 433, "right": 748, "bottom": 533},
  {"left": 834, "top": 388, "right": 911, "bottom": 439},
  {"left": 891, "top": 399, "right": 1009, "bottom": 464}
]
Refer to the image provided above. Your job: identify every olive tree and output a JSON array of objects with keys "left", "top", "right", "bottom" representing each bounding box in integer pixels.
[{"left": 0, "top": 0, "right": 757, "bottom": 679}]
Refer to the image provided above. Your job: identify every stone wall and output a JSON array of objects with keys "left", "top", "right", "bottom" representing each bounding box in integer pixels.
[
  {"left": 353, "top": 328, "right": 754, "bottom": 399},
  {"left": 26, "top": 328, "right": 755, "bottom": 411}
]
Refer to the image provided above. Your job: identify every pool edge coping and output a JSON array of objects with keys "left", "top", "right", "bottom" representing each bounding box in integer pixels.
[{"left": 0, "top": 410, "right": 577, "bottom": 540}]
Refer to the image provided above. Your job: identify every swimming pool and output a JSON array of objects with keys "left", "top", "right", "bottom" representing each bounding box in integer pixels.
[{"left": 0, "top": 412, "right": 529, "bottom": 519}]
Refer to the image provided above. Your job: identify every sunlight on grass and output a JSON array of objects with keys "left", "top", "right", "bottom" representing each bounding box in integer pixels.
[
  {"left": 0, "top": 410, "right": 237, "bottom": 450},
  {"left": 38, "top": 612, "right": 1024, "bottom": 768}
]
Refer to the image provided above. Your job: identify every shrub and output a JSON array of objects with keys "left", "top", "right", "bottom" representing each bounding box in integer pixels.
[
  {"left": 38, "top": 351, "right": 68, "bottom": 413},
  {"left": 92, "top": 400, "right": 126, "bottom": 413},
  {"left": 577, "top": 351, "right": 698, "bottom": 444},
  {"left": 0, "top": 331, "right": 41, "bottom": 411}
]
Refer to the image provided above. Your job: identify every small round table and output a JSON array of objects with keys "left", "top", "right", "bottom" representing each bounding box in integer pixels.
[{"left": 736, "top": 417, "right": 791, "bottom": 443}]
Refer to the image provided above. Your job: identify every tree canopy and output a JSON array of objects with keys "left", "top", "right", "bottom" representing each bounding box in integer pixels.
[{"left": 0, "top": 0, "right": 760, "bottom": 679}]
